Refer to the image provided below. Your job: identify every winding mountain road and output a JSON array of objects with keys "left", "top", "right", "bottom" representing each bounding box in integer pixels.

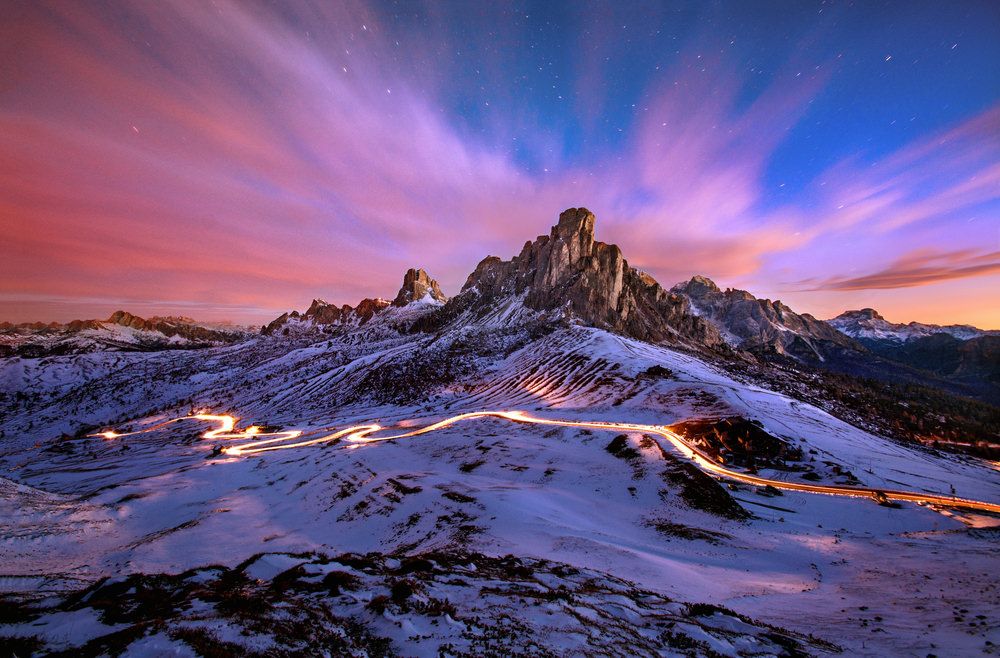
[{"left": 93, "top": 410, "right": 1000, "bottom": 514}]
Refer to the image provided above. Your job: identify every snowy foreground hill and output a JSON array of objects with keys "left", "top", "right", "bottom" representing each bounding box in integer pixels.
[{"left": 2, "top": 209, "right": 1000, "bottom": 657}]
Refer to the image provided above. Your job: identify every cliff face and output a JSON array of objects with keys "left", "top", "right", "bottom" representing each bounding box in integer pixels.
[
  {"left": 262, "top": 266, "right": 447, "bottom": 335},
  {"left": 392, "top": 268, "right": 448, "bottom": 307},
  {"left": 671, "top": 277, "right": 859, "bottom": 360},
  {"left": 454, "top": 208, "right": 723, "bottom": 347}
]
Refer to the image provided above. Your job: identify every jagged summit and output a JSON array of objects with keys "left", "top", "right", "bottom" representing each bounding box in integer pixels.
[
  {"left": 455, "top": 207, "right": 723, "bottom": 347},
  {"left": 676, "top": 275, "right": 721, "bottom": 298},
  {"left": 670, "top": 276, "right": 857, "bottom": 360},
  {"left": 252, "top": 207, "right": 909, "bottom": 368},
  {"left": 393, "top": 268, "right": 448, "bottom": 307},
  {"left": 828, "top": 308, "right": 995, "bottom": 343},
  {"left": 255, "top": 207, "right": 991, "bottom": 380},
  {"left": 263, "top": 268, "right": 446, "bottom": 335},
  {"left": 855, "top": 308, "right": 884, "bottom": 320}
]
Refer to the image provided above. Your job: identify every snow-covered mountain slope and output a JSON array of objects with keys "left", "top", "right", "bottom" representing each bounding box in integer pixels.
[
  {"left": 3, "top": 209, "right": 999, "bottom": 656},
  {"left": 2, "top": 550, "right": 840, "bottom": 658},
  {"left": 0, "top": 312, "right": 251, "bottom": 358},
  {"left": 670, "top": 275, "right": 859, "bottom": 361},
  {"left": 3, "top": 314, "right": 1000, "bottom": 656},
  {"left": 826, "top": 309, "right": 1000, "bottom": 403},
  {"left": 829, "top": 308, "right": 998, "bottom": 343}
]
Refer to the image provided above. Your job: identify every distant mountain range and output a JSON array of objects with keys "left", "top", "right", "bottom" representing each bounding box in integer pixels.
[
  {"left": 257, "top": 208, "right": 999, "bottom": 404},
  {"left": 827, "top": 308, "right": 1000, "bottom": 395},
  {"left": 0, "top": 311, "right": 251, "bottom": 357},
  {"left": 5, "top": 207, "right": 998, "bottom": 403},
  {"left": 828, "top": 308, "right": 998, "bottom": 343},
  {"left": 4, "top": 207, "right": 999, "bottom": 656}
]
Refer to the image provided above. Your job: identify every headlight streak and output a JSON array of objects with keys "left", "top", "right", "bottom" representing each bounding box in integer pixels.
[{"left": 91, "top": 410, "right": 1000, "bottom": 514}]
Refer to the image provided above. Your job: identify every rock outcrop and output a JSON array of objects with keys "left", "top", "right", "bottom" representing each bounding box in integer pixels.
[
  {"left": 393, "top": 268, "right": 448, "bottom": 307},
  {"left": 451, "top": 207, "right": 724, "bottom": 347},
  {"left": 354, "top": 298, "right": 392, "bottom": 322},
  {"left": 104, "top": 311, "right": 243, "bottom": 343},
  {"left": 261, "top": 297, "right": 392, "bottom": 335},
  {"left": 670, "top": 277, "right": 858, "bottom": 360},
  {"left": 304, "top": 299, "right": 349, "bottom": 325}
]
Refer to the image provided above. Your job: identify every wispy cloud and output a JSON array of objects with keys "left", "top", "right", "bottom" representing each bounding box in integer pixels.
[
  {"left": 2, "top": 1, "right": 998, "bottom": 325},
  {"left": 800, "top": 249, "right": 1000, "bottom": 291},
  {"left": 805, "top": 107, "right": 1000, "bottom": 237}
]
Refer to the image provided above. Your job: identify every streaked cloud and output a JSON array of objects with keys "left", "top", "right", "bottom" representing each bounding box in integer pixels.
[
  {"left": 800, "top": 249, "right": 1000, "bottom": 291},
  {"left": 1, "top": 1, "right": 998, "bottom": 327},
  {"left": 805, "top": 107, "right": 1000, "bottom": 237}
]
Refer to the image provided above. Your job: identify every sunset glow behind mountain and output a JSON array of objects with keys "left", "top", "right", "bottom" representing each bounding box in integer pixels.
[{"left": 3, "top": 1, "right": 998, "bottom": 327}]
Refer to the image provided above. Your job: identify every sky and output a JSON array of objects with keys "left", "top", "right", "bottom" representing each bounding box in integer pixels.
[{"left": 3, "top": 0, "right": 999, "bottom": 328}]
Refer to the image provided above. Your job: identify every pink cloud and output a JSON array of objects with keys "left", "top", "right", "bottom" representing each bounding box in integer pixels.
[
  {"left": 800, "top": 248, "right": 1000, "bottom": 291},
  {"left": 806, "top": 107, "right": 1000, "bottom": 237},
  {"left": 1, "top": 2, "right": 997, "bottom": 329}
]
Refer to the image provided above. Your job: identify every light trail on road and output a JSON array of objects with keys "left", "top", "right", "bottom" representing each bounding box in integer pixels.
[{"left": 91, "top": 410, "right": 1000, "bottom": 514}]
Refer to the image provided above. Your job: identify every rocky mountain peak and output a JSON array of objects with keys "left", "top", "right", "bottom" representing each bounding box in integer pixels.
[
  {"left": 355, "top": 297, "right": 392, "bottom": 321},
  {"left": 552, "top": 207, "right": 596, "bottom": 263},
  {"left": 555, "top": 206, "right": 595, "bottom": 238},
  {"left": 393, "top": 268, "right": 448, "bottom": 307},
  {"left": 859, "top": 308, "right": 884, "bottom": 320},
  {"left": 304, "top": 299, "right": 349, "bottom": 325},
  {"left": 836, "top": 308, "right": 885, "bottom": 322},
  {"left": 674, "top": 275, "right": 722, "bottom": 299},
  {"left": 108, "top": 310, "right": 143, "bottom": 328},
  {"left": 452, "top": 207, "right": 723, "bottom": 347},
  {"left": 668, "top": 277, "right": 859, "bottom": 361}
]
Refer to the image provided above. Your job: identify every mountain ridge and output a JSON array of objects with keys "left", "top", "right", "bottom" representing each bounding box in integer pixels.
[
  {"left": 5, "top": 207, "right": 997, "bottom": 403},
  {"left": 4, "top": 211, "right": 1000, "bottom": 657},
  {"left": 828, "top": 308, "right": 999, "bottom": 343},
  {"left": 0, "top": 311, "right": 252, "bottom": 357},
  {"left": 257, "top": 207, "right": 877, "bottom": 369}
]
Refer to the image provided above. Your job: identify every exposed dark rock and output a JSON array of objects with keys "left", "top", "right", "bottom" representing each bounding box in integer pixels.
[
  {"left": 661, "top": 457, "right": 749, "bottom": 520},
  {"left": 0, "top": 551, "right": 831, "bottom": 656},
  {"left": 305, "top": 299, "right": 347, "bottom": 324},
  {"left": 392, "top": 268, "right": 448, "bottom": 306},
  {"left": 671, "top": 417, "right": 803, "bottom": 471},
  {"left": 261, "top": 312, "right": 289, "bottom": 335},
  {"left": 450, "top": 207, "right": 724, "bottom": 348},
  {"left": 262, "top": 296, "right": 391, "bottom": 335},
  {"left": 671, "top": 277, "right": 860, "bottom": 360},
  {"left": 354, "top": 298, "right": 391, "bottom": 322}
]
